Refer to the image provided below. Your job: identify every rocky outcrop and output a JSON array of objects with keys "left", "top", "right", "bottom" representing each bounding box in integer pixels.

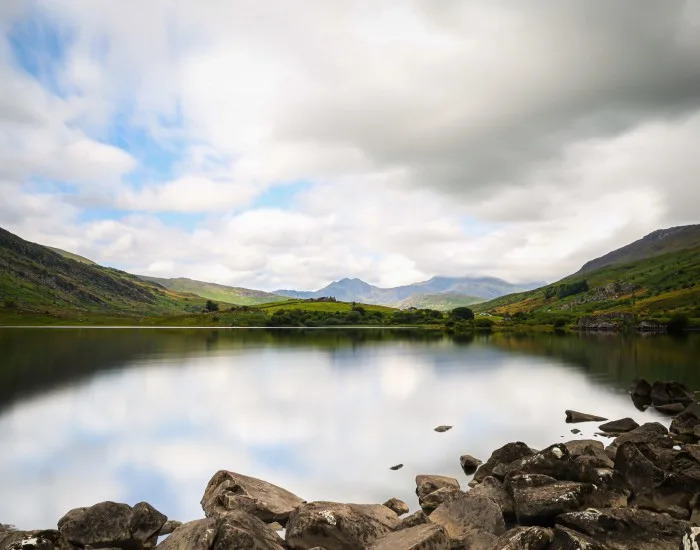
[
  {"left": 201, "top": 471, "right": 305, "bottom": 526},
  {"left": 575, "top": 313, "right": 635, "bottom": 331},
  {"left": 565, "top": 410, "right": 608, "bottom": 423}
]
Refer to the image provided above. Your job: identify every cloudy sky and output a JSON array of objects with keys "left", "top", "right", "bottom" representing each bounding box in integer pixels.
[{"left": 1, "top": 1, "right": 699, "bottom": 291}]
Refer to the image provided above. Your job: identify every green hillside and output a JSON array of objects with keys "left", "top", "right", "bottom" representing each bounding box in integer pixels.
[
  {"left": 475, "top": 239, "right": 700, "bottom": 322},
  {"left": 139, "top": 276, "right": 282, "bottom": 306},
  {"left": 393, "top": 292, "right": 485, "bottom": 310},
  {"left": 0, "top": 227, "right": 212, "bottom": 319},
  {"left": 46, "top": 246, "right": 98, "bottom": 265}
]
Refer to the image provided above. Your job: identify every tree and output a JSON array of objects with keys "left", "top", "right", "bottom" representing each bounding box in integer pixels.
[
  {"left": 205, "top": 300, "right": 219, "bottom": 312},
  {"left": 450, "top": 307, "right": 475, "bottom": 320}
]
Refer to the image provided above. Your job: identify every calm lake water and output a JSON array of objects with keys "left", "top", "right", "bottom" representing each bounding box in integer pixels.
[{"left": 1, "top": 328, "right": 699, "bottom": 529}]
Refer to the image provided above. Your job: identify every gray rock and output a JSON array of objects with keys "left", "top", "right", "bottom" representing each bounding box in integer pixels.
[
  {"left": 671, "top": 411, "right": 700, "bottom": 436},
  {"left": 429, "top": 491, "right": 505, "bottom": 545},
  {"left": 565, "top": 410, "right": 608, "bottom": 423},
  {"left": 555, "top": 507, "right": 689, "bottom": 550},
  {"left": 468, "top": 476, "right": 515, "bottom": 520},
  {"left": 507, "top": 475, "right": 593, "bottom": 525},
  {"left": 630, "top": 378, "right": 652, "bottom": 398},
  {"left": 201, "top": 471, "right": 304, "bottom": 525},
  {"left": 158, "top": 521, "right": 182, "bottom": 536},
  {"left": 434, "top": 425, "right": 452, "bottom": 433},
  {"left": 459, "top": 455, "right": 482, "bottom": 476},
  {"left": 367, "top": 524, "right": 449, "bottom": 550},
  {"left": 285, "top": 502, "right": 399, "bottom": 550},
  {"left": 599, "top": 418, "right": 639, "bottom": 434},
  {"left": 503, "top": 443, "right": 578, "bottom": 481},
  {"left": 654, "top": 403, "right": 686, "bottom": 415},
  {"left": 489, "top": 526, "right": 554, "bottom": 549},
  {"left": 419, "top": 487, "right": 461, "bottom": 514},
  {"left": 390, "top": 464, "right": 404, "bottom": 471},
  {"left": 0, "top": 530, "right": 72, "bottom": 550},
  {"left": 473, "top": 442, "right": 534, "bottom": 483},
  {"left": 605, "top": 422, "right": 671, "bottom": 460},
  {"left": 614, "top": 442, "right": 666, "bottom": 495},
  {"left": 571, "top": 429, "right": 581, "bottom": 434},
  {"left": 383, "top": 498, "right": 409, "bottom": 516},
  {"left": 650, "top": 381, "right": 693, "bottom": 407},
  {"left": 415, "top": 475, "right": 460, "bottom": 509},
  {"left": 58, "top": 501, "right": 166, "bottom": 550}
]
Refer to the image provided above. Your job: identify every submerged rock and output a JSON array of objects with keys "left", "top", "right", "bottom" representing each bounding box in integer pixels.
[
  {"left": 651, "top": 381, "right": 693, "bottom": 407},
  {"left": 459, "top": 454, "right": 482, "bottom": 475},
  {"left": 201, "top": 470, "right": 304, "bottom": 525},
  {"left": 565, "top": 410, "right": 608, "bottom": 423},
  {"left": 599, "top": 418, "right": 639, "bottom": 434},
  {"left": 654, "top": 403, "right": 686, "bottom": 415}
]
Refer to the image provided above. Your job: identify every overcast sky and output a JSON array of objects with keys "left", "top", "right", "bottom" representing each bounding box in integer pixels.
[{"left": 1, "top": 1, "right": 699, "bottom": 290}]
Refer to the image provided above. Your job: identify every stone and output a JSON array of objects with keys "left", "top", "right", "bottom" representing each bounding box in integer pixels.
[
  {"left": 654, "top": 403, "right": 687, "bottom": 415},
  {"left": 390, "top": 464, "right": 404, "bottom": 471},
  {"left": 565, "top": 410, "right": 608, "bottom": 423},
  {"left": 429, "top": 491, "right": 505, "bottom": 545},
  {"left": 367, "top": 524, "right": 449, "bottom": 550},
  {"left": 473, "top": 442, "right": 534, "bottom": 483},
  {"left": 397, "top": 511, "right": 429, "bottom": 530},
  {"left": 0, "top": 530, "right": 72, "bottom": 550},
  {"left": 490, "top": 526, "right": 554, "bottom": 549},
  {"left": 681, "top": 526, "right": 700, "bottom": 550},
  {"left": 461, "top": 529, "right": 497, "bottom": 549},
  {"left": 630, "top": 378, "right": 652, "bottom": 398},
  {"left": 503, "top": 443, "right": 579, "bottom": 481},
  {"left": 419, "top": 487, "right": 461, "bottom": 514},
  {"left": 468, "top": 476, "right": 515, "bottom": 520},
  {"left": 564, "top": 439, "right": 614, "bottom": 468},
  {"left": 614, "top": 442, "right": 666, "bottom": 495},
  {"left": 651, "top": 381, "right": 693, "bottom": 407},
  {"left": 285, "top": 502, "right": 399, "bottom": 550},
  {"left": 158, "top": 521, "right": 182, "bottom": 536},
  {"left": 671, "top": 411, "right": 700, "bottom": 436},
  {"left": 460, "top": 455, "right": 482, "bottom": 475},
  {"left": 551, "top": 526, "right": 610, "bottom": 549},
  {"left": 415, "top": 475, "right": 460, "bottom": 502},
  {"left": 58, "top": 501, "right": 166, "bottom": 549},
  {"left": 605, "top": 422, "right": 672, "bottom": 460},
  {"left": 434, "top": 426, "right": 452, "bottom": 433},
  {"left": 571, "top": 429, "right": 581, "bottom": 434},
  {"left": 201, "top": 471, "right": 304, "bottom": 525},
  {"left": 506, "top": 474, "right": 593, "bottom": 525},
  {"left": 599, "top": 418, "right": 639, "bottom": 434},
  {"left": 555, "top": 507, "right": 689, "bottom": 550},
  {"left": 383, "top": 498, "right": 409, "bottom": 516}
]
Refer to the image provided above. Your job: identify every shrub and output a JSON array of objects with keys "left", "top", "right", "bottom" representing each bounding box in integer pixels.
[
  {"left": 450, "top": 307, "right": 475, "bottom": 320},
  {"left": 667, "top": 314, "right": 689, "bottom": 334},
  {"left": 475, "top": 318, "right": 494, "bottom": 330}
]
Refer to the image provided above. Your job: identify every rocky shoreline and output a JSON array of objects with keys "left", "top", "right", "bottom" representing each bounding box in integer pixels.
[{"left": 4, "top": 379, "right": 700, "bottom": 550}]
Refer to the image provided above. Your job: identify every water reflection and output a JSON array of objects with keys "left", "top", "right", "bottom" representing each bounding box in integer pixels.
[{"left": 0, "top": 328, "right": 695, "bottom": 530}]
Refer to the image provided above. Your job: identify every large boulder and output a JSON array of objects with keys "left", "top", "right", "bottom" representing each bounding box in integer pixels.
[
  {"left": 367, "top": 524, "right": 449, "bottom": 550},
  {"left": 461, "top": 529, "right": 497, "bottom": 549},
  {"left": 605, "top": 423, "right": 672, "bottom": 460},
  {"left": 555, "top": 507, "right": 689, "bottom": 550},
  {"left": 614, "top": 442, "right": 666, "bottom": 495},
  {"left": 415, "top": 475, "right": 460, "bottom": 513},
  {"left": 0, "top": 530, "right": 72, "bottom": 550},
  {"left": 460, "top": 455, "right": 482, "bottom": 476},
  {"left": 428, "top": 491, "right": 505, "bottom": 545},
  {"left": 472, "top": 442, "right": 534, "bottom": 483},
  {"left": 630, "top": 378, "right": 652, "bottom": 399},
  {"left": 551, "top": 526, "right": 610, "bottom": 549},
  {"left": 382, "top": 498, "right": 409, "bottom": 516},
  {"left": 201, "top": 471, "right": 305, "bottom": 526},
  {"left": 565, "top": 410, "right": 608, "bottom": 423},
  {"left": 156, "top": 514, "right": 285, "bottom": 550},
  {"left": 506, "top": 474, "right": 593, "bottom": 525},
  {"left": 285, "top": 502, "right": 399, "bottom": 550},
  {"left": 489, "top": 527, "right": 554, "bottom": 549},
  {"left": 599, "top": 418, "right": 639, "bottom": 434},
  {"left": 468, "top": 476, "right": 515, "bottom": 520},
  {"left": 503, "top": 444, "right": 578, "bottom": 481},
  {"left": 650, "top": 381, "right": 693, "bottom": 407},
  {"left": 418, "top": 488, "right": 461, "bottom": 514},
  {"left": 58, "top": 501, "right": 166, "bottom": 549},
  {"left": 670, "top": 411, "right": 700, "bottom": 437},
  {"left": 397, "top": 511, "right": 429, "bottom": 531}
]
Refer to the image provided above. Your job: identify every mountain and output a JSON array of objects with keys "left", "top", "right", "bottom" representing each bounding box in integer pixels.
[
  {"left": 46, "top": 246, "right": 97, "bottom": 265},
  {"left": 138, "top": 276, "right": 283, "bottom": 306},
  {"left": 475, "top": 224, "right": 700, "bottom": 319},
  {"left": 276, "top": 276, "right": 539, "bottom": 309},
  {"left": 0, "top": 227, "right": 210, "bottom": 316},
  {"left": 393, "top": 293, "right": 485, "bottom": 310}
]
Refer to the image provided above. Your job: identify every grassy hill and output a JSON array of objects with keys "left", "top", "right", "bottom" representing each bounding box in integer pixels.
[
  {"left": 475, "top": 227, "right": 700, "bottom": 322},
  {"left": 0, "top": 227, "right": 213, "bottom": 319},
  {"left": 46, "top": 246, "right": 98, "bottom": 265},
  {"left": 393, "top": 292, "right": 485, "bottom": 310},
  {"left": 138, "top": 276, "right": 283, "bottom": 306}
]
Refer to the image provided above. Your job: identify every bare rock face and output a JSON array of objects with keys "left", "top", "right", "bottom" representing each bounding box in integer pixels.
[
  {"left": 428, "top": 491, "right": 505, "bottom": 545},
  {"left": 201, "top": 471, "right": 305, "bottom": 526},
  {"left": 599, "top": 418, "right": 640, "bottom": 434},
  {"left": 382, "top": 498, "right": 409, "bottom": 516},
  {"left": 468, "top": 476, "right": 515, "bottom": 520},
  {"left": 555, "top": 507, "right": 689, "bottom": 550},
  {"left": 473, "top": 442, "right": 534, "bottom": 483},
  {"left": 565, "top": 410, "right": 608, "bottom": 423},
  {"left": 156, "top": 514, "right": 285, "bottom": 550},
  {"left": 285, "top": 502, "right": 400, "bottom": 550},
  {"left": 57, "top": 501, "right": 166, "bottom": 549},
  {"left": 367, "top": 524, "right": 450, "bottom": 550},
  {"left": 506, "top": 474, "right": 593, "bottom": 525},
  {"left": 0, "top": 529, "right": 72, "bottom": 550},
  {"left": 489, "top": 526, "right": 554, "bottom": 550}
]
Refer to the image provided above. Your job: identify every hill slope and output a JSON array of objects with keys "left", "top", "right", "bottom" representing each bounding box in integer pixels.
[
  {"left": 475, "top": 225, "right": 700, "bottom": 320},
  {"left": 138, "top": 276, "right": 283, "bottom": 306},
  {"left": 46, "top": 246, "right": 98, "bottom": 265},
  {"left": 393, "top": 293, "right": 485, "bottom": 310},
  {"left": 276, "top": 276, "right": 538, "bottom": 307},
  {"left": 0, "top": 227, "right": 210, "bottom": 316}
]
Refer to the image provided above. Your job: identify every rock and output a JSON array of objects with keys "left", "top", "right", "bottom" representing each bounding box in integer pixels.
[
  {"left": 681, "top": 526, "right": 700, "bottom": 549},
  {"left": 429, "top": 491, "right": 505, "bottom": 545},
  {"left": 390, "top": 464, "right": 404, "bottom": 471},
  {"left": 506, "top": 474, "right": 593, "bottom": 525},
  {"left": 158, "top": 520, "right": 182, "bottom": 536},
  {"left": 555, "top": 507, "right": 689, "bottom": 550},
  {"left": 419, "top": 487, "right": 461, "bottom": 514},
  {"left": 671, "top": 411, "right": 700, "bottom": 436},
  {"left": 468, "top": 476, "right": 515, "bottom": 520},
  {"left": 461, "top": 529, "right": 497, "bottom": 549},
  {"left": 434, "top": 425, "right": 452, "bottom": 433},
  {"left": 489, "top": 526, "right": 554, "bottom": 549},
  {"left": 285, "top": 502, "right": 399, "bottom": 550},
  {"left": 605, "top": 422, "right": 672, "bottom": 460},
  {"left": 651, "top": 381, "right": 693, "bottom": 407},
  {"left": 599, "top": 418, "right": 639, "bottom": 433},
  {"left": 397, "top": 511, "right": 429, "bottom": 530},
  {"left": 460, "top": 455, "right": 482, "bottom": 475},
  {"left": 564, "top": 439, "right": 614, "bottom": 468},
  {"left": 201, "top": 470, "right": 304, "bottom": 525},
  {"left": 383, "top": 498, "right": 409, "bottom": 516},
  {"left": 503, "top": 443, "right": 579, "bottom": 481},
  {"left": 415, "top": 475, "right": 460, "bottom": 502},
  {"left": 571, "top": 429, "right": 581, "bottom": 434},
  {"left": 58, "top": 501, "right": 166, "bottom": 549},
  {"left": 473, "top": 442, "right": 534, "bottom": 483},
  {"left": 157, "top": 514, "right": 285, "bottom": 550},
  {"left": 630, "top": 378, "right": 652, "bottom": 398},
  {"left": 654, "top": 403, "right": 687, "bottom": 415},
  {"left": 367, "top": 524, "right": 449, "bottom": 550},
  {"left": 566, "top": 410, "right": 608, "bottom": 423},
  {"left": 0, "top": 530, "right": 72, "bottom": 550},
  {"left": 0, "top": 526, "right": 14, "bottom": 533},
  {"left": 636, "top": 473, "right": 700, "bottom": 513},
  {"left": 614, "top": 442, "right": 666, "bottom": 495},
  {"left": 551, "top": 526, "right": 610, "bottom": 549}
]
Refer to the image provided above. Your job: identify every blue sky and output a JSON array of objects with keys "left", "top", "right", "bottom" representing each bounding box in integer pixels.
[{"left": 1, "top": 1, "right": 698, "bottom": 290}]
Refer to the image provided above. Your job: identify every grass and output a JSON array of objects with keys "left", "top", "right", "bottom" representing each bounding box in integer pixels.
[{"left": 258, "top": 300, "right": 395, "bottom": 313}]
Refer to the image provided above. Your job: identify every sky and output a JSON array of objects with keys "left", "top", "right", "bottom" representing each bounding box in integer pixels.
[{"left": 1, "top": 1, "right": 699, "bottom": 291}]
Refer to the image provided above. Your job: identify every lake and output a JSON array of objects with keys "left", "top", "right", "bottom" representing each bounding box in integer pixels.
[{"left": 1, "top": 328, "right": 698, "bottom": 530}]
